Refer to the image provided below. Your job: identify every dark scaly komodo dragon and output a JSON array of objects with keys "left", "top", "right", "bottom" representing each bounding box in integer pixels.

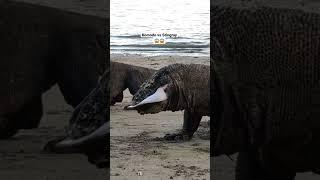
[
  {"left": 110, "top": 62, "right": 155, "bottom": 105},
  {"left": 211, "top": 5, "right": 320, "bottom": 179},
  {"left": 127, "top": 63, "right": 210, "bottom": 141}
]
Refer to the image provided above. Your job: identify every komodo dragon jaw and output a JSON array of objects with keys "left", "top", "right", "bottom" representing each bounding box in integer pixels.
[
  {"left": 43, "top": 69, "right": 109, "bottom": 168},
  {"left": 125, "top": 73, "right": 173, "bottom": 114},
  {"left": 126, "top": 84, "right": 168, "bottom": 109}
]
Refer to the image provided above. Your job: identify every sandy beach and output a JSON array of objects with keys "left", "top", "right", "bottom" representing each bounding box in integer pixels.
[
  {"left": 3, "top": 0, "right": 320, "bottom": 179},
  {"left": 110, "top": 54, "right": 210, "bottom": 180}
]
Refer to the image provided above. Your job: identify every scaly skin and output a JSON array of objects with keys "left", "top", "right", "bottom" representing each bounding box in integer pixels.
[
  {"left": 110, "top": 62, "right": 155, "bottom": 105},
  {"left": 44, "top": 69, "right": 109, "bottom": 169},
  {"left": 129, "top": 63, "right": 210, "bottom": 141},
  {"left": 0, "top": 1, "right": 107, "bottom": 138},
  {"left": 211, "top": 5, "right": 320, "bottom": 179}
]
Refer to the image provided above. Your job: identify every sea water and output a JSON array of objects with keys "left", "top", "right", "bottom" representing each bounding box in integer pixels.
[{"left": 111, "top": 0, "right": 209, "bottom": 57}]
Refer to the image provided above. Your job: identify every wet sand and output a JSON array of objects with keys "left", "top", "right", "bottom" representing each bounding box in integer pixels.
[{"left": 110, "top": 55, "right": 210, "bottom": 180}]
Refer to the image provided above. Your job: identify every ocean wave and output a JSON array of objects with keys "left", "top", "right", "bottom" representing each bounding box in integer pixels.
[
  {"left": 111, "top": 35, "right": 142, "bottom": 39},
  {"left": 111, "top": 42, "right": 209, "bottom": 49}
]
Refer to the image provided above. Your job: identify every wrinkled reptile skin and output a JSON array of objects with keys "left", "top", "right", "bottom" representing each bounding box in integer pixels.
[
  {"left": 211, "top": 5, "right": 320, "bottom": 173},
  {"left": 68, "top": 69, "right": 109, "bottom": 139}
]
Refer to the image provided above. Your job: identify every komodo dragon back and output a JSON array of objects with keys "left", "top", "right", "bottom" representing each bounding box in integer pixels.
[{"left": 211, "top": 5, "right": 320, "bottom": 161}]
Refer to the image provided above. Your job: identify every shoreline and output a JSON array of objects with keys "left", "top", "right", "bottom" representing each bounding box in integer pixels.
[{"left": 111, "top": 54, "right": 209, "bottom": 69}]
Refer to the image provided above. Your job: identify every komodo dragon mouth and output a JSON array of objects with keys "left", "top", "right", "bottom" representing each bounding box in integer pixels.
[
  {"left": 126, "top": 84, "right": 169, "bottom": 114},
  {"left": 44, "top": 70, "right": 109, "bottom": 168}
]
